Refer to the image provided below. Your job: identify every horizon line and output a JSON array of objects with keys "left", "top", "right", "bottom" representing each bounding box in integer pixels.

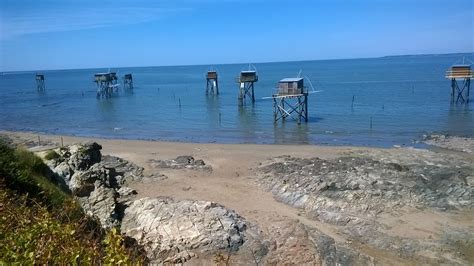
[{"left": 2, "top": 51, "right": 473, "bottom": 74}]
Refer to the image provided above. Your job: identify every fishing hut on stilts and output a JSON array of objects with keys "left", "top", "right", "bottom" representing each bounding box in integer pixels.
[
  {"left": 238, "top": 71, "right": 258, "bottom": 104},
  {"left": 446, "top": 64, "right": 472, "bottom": 103},
  {"left": 94, "top": 72, "right": 118, "bottom": 98},
  {"left": 272, "top": 78, "right": 308, "bottom": 124},
  {"left": 206, "top": 70, "right": 219, "bottom": 95},
  {"left": 36, "top": 74, "right": 45, "bottom": 92},
  {"left": 123, "top": 74, "right": 133, "bottom": 90}
]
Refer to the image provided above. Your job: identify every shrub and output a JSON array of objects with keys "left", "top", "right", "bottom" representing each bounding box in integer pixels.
[
  {"left": 44, "top": 150, "right": 60, "bottom": 160},
  {"left": 0, "top": 140, "right": 146, "bottom": 264}
]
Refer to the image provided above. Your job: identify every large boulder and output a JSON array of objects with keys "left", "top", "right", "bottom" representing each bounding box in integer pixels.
[
  {"left": 121, "top": 197, "right": 247, "bottom": 263},
  {"left": 67, "top": 142, "right": 102, "bottom": 171}
]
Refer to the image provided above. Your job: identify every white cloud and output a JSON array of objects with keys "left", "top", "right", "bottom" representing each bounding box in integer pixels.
[{"left": 1, "top": 6, "right": 190, "bottom": 39}]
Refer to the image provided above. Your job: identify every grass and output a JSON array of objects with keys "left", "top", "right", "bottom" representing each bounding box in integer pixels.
[
  {"left": 0, "top": 141, "right": 146, "bottom": 264},
  {"left": 44, "top": 149, "right": 60, "bottom": 160}
]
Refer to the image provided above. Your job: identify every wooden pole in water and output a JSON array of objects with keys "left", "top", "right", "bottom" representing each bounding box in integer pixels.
[
  {"left": 351, "top": 95, "right": 355, "bottom": 109},
  {"left": 370, "top": 117, "right": 373, "bottom": 129}
]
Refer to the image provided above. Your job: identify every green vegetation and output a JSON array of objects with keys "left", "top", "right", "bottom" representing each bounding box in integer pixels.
[
  {"left": 44, "top": 149, "right": 60, "bottom": 160},
  {"left": 0, "top": 141, "right": 146, "bottom": 264}
]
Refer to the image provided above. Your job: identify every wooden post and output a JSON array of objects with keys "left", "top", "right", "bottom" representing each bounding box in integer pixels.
[{"left": 37, "top": 135, "right": 40, "bottom": 146}]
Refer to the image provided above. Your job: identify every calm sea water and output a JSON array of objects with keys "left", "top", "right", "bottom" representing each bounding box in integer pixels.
[{"left": 1, "top": 53, "right": 473, "bottom": 147}]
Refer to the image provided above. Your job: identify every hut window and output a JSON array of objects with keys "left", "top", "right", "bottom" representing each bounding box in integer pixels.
[{"left": 288, "top": 82, "right": 294, "bottom": 89}]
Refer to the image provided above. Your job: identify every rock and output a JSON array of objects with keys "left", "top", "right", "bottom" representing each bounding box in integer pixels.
[
  {"left": 149, "top": 155, "right": 212, "bottom": 171},
  {"left": 121, "top": 197, "right": 248, "bottom": 263},
  {"left": 256, "top": 150, "right": 474, "bottom": 264},
  {"left": 43, "top": 142, "right": 135, "bottom": 228},
  {"left": 53, "top": 161, "right": 73, "bottom": 182},
  {"left": 175, "top": 155, "right": 194, "bottom": 164},
  {"left": 78, "top": 183, "right": 119, "bottom": 228},
  {"left": 67, "top": 142, "right": 102, "bottom": 170},
  {"left": 101, "top": 155, "right": 144, "bottom": 185},
  {"left": 118, "top": 186, "right": 137, "bottom": 197},
  {"left": 424, "top": 135, "right": 474, "bottom": 154},
  {"left": 260, "top": 219, "right": 373, "bottom": 265}
]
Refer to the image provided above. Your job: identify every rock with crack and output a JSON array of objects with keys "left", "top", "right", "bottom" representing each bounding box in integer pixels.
[
  {"left": 255, "top": 218, "right": 374, "bottom": 265},
  {"left": 121, "top": 197, "right": 248, "bottom": 263},
  {"left": 77, "top": 183, "right": 120, "bottom": 228}
]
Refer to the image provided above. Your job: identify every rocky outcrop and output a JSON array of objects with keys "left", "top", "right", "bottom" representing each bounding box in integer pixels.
[
  {"left": 260, "top": 219, "right": 373, "bottom": 265},
  {"left": 256, "top": 149, "right": 474, "bottom": 264},
  {"left": 121, "top": 197, "right": 249, "bottom": 263},
  {"left": 423, "top": 134, "right": 474, "bottom": 154},
  {"left": 46, "top": 142, "right": 125, "bottom": 228},
  {"left": 149, "top": 155, "right": 212, "bottom": 171},
  {"left": 258, "top": 153, "right": 472, "bottom": 222},
  {"left": 44, "top": 143, "right": 257, "bottom": 263}
]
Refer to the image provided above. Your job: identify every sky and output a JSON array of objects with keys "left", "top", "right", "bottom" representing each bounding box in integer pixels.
[{"left": 0, "top": 0, "right": 473, "bottom": 71}]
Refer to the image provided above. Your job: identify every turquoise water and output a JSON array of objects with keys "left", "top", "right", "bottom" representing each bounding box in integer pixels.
[{"left": 1, "top": 53, "right": 473, "bottom": 147}]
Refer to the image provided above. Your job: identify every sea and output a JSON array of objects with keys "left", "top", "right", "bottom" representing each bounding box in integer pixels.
[{"left": 1, "top": 53, "right": 473, "bottom": 147}]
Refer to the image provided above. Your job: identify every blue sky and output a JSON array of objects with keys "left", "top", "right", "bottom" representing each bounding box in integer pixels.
[{"left": 1, "top": 0, "right": 473, "bottom": 71}]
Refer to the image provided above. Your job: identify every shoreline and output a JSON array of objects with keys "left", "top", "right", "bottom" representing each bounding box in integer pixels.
[
  {"left": 0, "top": 128, "right": 428, "bottom": 149},
  {"left": 2, "top": 129, "right": 474, "bottom": 264}
]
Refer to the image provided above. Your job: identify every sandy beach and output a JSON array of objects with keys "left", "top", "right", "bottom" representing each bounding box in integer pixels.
[{"left": 2, "top": 130, "right": 473, "bottom": 264}]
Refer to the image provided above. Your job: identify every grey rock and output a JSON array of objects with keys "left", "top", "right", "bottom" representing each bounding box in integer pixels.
[
  {"left": 78, "top": 183, "right": 119, "bottom": 228},
  {"left": 424, "top": 135, "right": 474, "bottom": 154},
  {"left": 121, "top": 197, "right": 249, "bottom": 263},
  {"left": 256, "top": 150, "right": 474, "bottom": 264},
  {"left": 67, "top": 142, "right": 102, "bottom": 170},
  {"left": 149, "top": 155, "right": 212, "bottom": 171},
  {"left": 117, "top": 186, "right": 137, "bottom": 197}
]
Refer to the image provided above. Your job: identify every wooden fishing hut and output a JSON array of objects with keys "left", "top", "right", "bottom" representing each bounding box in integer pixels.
[
  {"left": 94, "top": 72, "right": 119, "bottom": 98},
  {"left": 35, "top": 74, "right": 45, "bottom": 92},
  {"left": 206, "top": 70, "right": 219, "bottom": 95},
  {"left": 238, "top": 70, "right": 258, "bottom": 103},
  {"left": 272, "top": 77, "right": 308, "bottom": 124},
  {"left": 446, "top": 64, "right": 472, "bottom": 103},
  {"left": 123, "top": 73, "right": 133, "bottom": 90}
]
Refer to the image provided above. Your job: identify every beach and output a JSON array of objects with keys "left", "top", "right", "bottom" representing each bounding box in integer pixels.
[{"left": 2, "top": 130, "right": 473, "bottom": 264}]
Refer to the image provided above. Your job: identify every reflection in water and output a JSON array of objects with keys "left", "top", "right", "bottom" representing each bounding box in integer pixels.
[
  {"left": 237, "top": 104, "right": 263, "bottom": 142},
  {"left": 96, "top": 99, "right": 120, "bottom": 131},
  {"left": 273, "top": 122, "right": 310, "bottom": 144},
  {"left": 206, "top": 95, "right": 221, "bottom": 128},
  {"left": 447, "top": 102, "right": 473, "bottom": 135}
]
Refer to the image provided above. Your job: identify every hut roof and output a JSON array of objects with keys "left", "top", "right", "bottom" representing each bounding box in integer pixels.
[{"left": 279, "top": 78, "right": 303, "bottom": 83}]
